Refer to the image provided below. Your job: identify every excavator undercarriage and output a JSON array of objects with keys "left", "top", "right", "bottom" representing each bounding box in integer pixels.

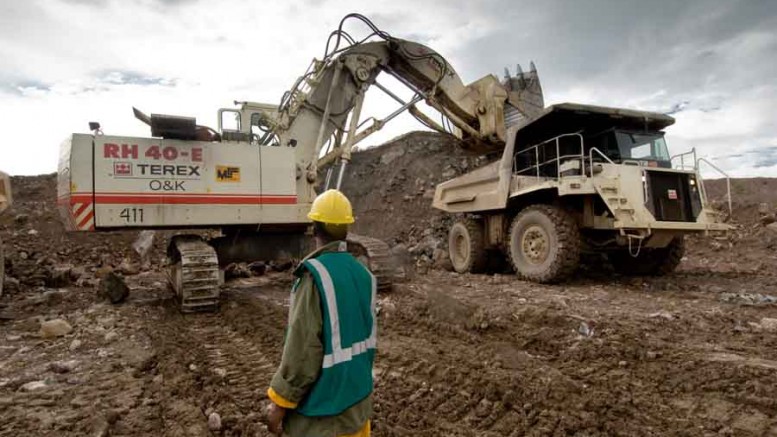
[{"left": 166, "top": 231, "right": 395, "bottom": 312}]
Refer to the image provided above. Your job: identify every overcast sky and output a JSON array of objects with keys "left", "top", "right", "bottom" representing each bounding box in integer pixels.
[{"left": 1, "top": 0, "right": 776, "bottom": 177}]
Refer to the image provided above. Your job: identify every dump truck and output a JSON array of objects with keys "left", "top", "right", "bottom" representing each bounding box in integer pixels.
[{"left": 434, "top": 103, "right": 731, "bottom": 281}]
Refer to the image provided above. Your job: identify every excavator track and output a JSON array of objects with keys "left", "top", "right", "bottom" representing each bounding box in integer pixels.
[
  {"left": 346, "top": 234, "right": 401, "bottom": 291},
  {"left": 167, "top": 236, "right": 221, "bottom": 313}
]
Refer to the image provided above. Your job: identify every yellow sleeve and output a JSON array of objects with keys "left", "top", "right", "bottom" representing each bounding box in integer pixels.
[
  {"left": 267, "top": 387, "right": 298, "bottom": 409},
  {"left": 339, "top": 420, "right": 370, "bottom": 437}
]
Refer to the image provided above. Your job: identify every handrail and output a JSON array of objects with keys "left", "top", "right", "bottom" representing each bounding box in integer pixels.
[
  {"left": 696, "top": 157, "right": 732, "bottom": 216},
  {"left": 588, "top": 147, "right": 614, "bottom": 177},
  {"left": 513, "top": 133, "right": 585, "bottom": 180},
  {"left": 671, "top": 147, "right": 697, "bottom": 170}
]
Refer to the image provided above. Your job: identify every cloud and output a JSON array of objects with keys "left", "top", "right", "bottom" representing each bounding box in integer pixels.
[{"left": 0, "top": 0, "right": 776, "bottom": 177}]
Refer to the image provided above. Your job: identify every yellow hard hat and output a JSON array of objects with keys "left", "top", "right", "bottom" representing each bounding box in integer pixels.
[{"left": 308, "top": 189, "right": 355, "bottom": 225}]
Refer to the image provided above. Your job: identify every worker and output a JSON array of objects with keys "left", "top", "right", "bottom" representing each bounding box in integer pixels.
[{"left": 266, "top": 189, "right": 377, "bottom": 437}]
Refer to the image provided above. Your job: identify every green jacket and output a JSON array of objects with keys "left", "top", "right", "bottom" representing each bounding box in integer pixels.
[{"left": 269, "top": 241, "right": 374, "bottom": 436}]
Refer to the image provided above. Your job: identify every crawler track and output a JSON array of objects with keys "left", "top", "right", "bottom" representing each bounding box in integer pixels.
[
  {"left": 168, "top": 236, "right": 221, "bottom": 312},
  {"left": 347, "top": 234, "right": 399, "bottom": 291}
]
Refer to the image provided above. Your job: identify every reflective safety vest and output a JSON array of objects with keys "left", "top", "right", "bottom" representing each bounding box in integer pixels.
[{"left": 294, "top": 246, "right": 377, "bottom": 417}]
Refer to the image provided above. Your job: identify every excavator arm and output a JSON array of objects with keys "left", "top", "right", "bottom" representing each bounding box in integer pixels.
[{"left": 274, "top": 14, "right": 543, "bottom": 189}]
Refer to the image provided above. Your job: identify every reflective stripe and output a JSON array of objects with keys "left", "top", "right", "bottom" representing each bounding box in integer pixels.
[
  {"left": 307, "top": 259, "right": 342, "bottom": 353},
  {"left": 307, "top": 258, "right": 377, "bottom": 370}
]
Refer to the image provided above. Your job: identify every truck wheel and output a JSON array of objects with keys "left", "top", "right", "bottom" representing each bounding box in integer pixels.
[
  {"left": 448, "top": 218, "right": 489, "bottom": 273},
  {"left": 609, "top": 237, "right": 684, "bottom": 276},
  {"left": 508, "top": 205, "right": 581, "bottom": 283}
]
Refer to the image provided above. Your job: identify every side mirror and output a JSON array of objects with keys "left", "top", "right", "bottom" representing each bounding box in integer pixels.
[{"left": 89, "top": 122, "right": 101, "bottom": 131}]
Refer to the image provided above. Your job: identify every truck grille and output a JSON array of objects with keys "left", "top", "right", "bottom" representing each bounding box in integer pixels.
[{"left": 645, "top": 170, "right": 702, "bottom": 222}]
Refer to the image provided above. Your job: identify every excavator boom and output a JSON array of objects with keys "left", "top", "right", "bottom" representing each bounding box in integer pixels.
[{"left": 272, "top": 14, "right": 543, "bottom": 188}]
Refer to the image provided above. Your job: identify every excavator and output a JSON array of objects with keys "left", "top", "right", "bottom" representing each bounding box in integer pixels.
[
  {"left": 57, "top": 14, "right": 536, "bottom": 311},
  {"left": 57, "top": 14, "right": 729, "bottom": 311}
]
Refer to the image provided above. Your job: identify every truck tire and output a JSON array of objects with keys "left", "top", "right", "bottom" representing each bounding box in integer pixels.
[
  {"left": 609, "top": 236, "right": 684, "bottom": 276},
  {"left": 448, "top": 218, "right": 489, "bottom": 273},
  {"left": 508, "top": 205, "right": 581, "bottom": 283}
]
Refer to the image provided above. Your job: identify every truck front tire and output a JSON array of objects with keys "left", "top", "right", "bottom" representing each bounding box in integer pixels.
[{"left": 508, "top": 205, "right": 581, "bottom": 283}]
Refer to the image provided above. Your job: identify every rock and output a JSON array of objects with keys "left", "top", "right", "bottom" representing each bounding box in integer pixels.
[
  {"left": 132, "top": 230, "right": 156, "bottom": 258},
  {"left": 720, "top": 292, "right": 777, "bottom": 306},
  {"left": 648, "top": 311, "right": 675, "bottom": 321},
  {"left": 760, "top": 215, "right": 776, "bottom": 225},
  {"left": 767, "top": 223, "right": 777, "bottom": 234},
  {"left": 92, "top": 418, "right": 110, "bottom": 437},
  {"left": 97, "top": 272, "right": 130, "bottom": 304},
  {"left": 20, "top": 380, "right": 47, "bottom": 391},
  {"left": 27, "top": 229, "right": 39, "bottom": 235},
  {"left": 270, "top": 258, "right": 293, "bottom": 272},
  {"left": 757, "top": 202, "right": 771, "bottom": 215},
  {"left": 104, "top": 409, "right": 121, "bottom": 425},
  {"left": 69, "top": 266, "right": 86, "bottom": 282},
  {"left": 3, "top": 276, "right": 20, "bottom": 293},
  {"left": 207, "top": 412, "right": 222, "bottom": 431},
  {"left": 432, "top": 248, "right": 452, "bottom": 271},
  {"left": 224, "top": 263, "right": 251, "bottom": 279},
  {"left": 379, "top": 147, "right": 405, "bottom": 165},
  {"left": 212, "top": 368, "right": 227, "bottom": 378},
  {"left": 6, "top": 334, "right": 21, "bottom": 341},
  {"left": 45, "top": 265, "right": 72, "bottom": 288},
  {"left": 14, "top": 214, "right": 29, "bottom": 225},
  {"left": 130, "top": 351, "right": 158, "bottom": 373},
  {"left": 247, "top": 261, "right": 267, "bottom": 276},
  {"left": 95, "top": 266, "right": 114, "bottom": 279},
  {"left": 97, "top": 315, "right": 117, "bottom": 329},
  {"left": 48, "top": 360, "right": 78, "bottom": 374},
  {"left": 578, "top": 321, "right": 595, "bottom": 337},
  {"left": 116, "top": 258, "right": 139, "bottom": 276},
  {"left": 39, "top": 319, "right": 73, "bottom": 338},
  {"left": 757, "top": 318, "right": 777, "bottom": 332},
  {"left": 69, "top": 339, "right": 82, "bottom": 351},
  {"left": 104, "top": 331, "right": 119, "bottom": 343}
]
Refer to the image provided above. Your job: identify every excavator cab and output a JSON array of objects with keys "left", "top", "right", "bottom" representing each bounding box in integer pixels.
[{"left": 218, "top": 101, "right": 279, "bottom": 146}]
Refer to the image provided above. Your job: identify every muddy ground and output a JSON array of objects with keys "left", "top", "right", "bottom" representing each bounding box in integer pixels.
[{"left": 2, "top": 133, "right": 777, "bottom": 436}]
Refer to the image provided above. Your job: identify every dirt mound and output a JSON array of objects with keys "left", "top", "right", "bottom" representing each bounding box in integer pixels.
[
  {"left": 705, "top": 177, "right": 777, "bottom": 223},
  {"left": 0, "top": 174, "right": 167, "bottom": 295},
  {"left": 343, "top": 131, "right": 492, "bottom": 262}
]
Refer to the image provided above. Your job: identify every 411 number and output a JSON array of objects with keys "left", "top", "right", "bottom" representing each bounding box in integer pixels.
[{"left": 120, "top": 208, "right": 144, "bottom": 223}]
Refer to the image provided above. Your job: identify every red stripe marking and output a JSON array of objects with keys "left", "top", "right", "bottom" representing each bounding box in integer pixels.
[
  {"left": 95, "top": 195, "right": 296, "bottom": 205},
  {"left": 65, "top": 192, "right": 297, "bottom": 205},
  {"left": 67, "top": 192, "right": 296, "bottom": 203},
  {"left": 77, "top": 211, "right": 94, "bottom": 229},
  {"left": 74, "top": 203, "right": 89, "bottom": 218}
]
